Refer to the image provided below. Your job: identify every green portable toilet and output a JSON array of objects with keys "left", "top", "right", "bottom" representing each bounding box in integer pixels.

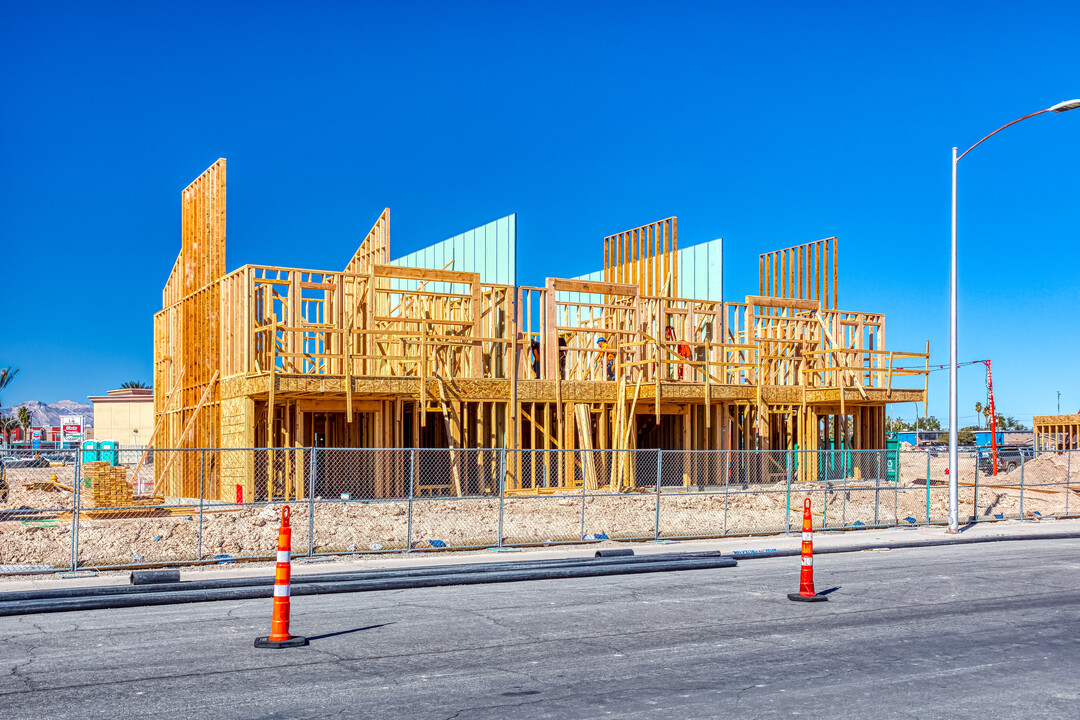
[
  {"left": 98, "top": 440, "right": 119, "bottom": 467},
  {"left": 885, "top": 437, "right": 900, "bottom": 482},
  {"left": 81, "top": 440, "right": 99, "bottom": 464}
]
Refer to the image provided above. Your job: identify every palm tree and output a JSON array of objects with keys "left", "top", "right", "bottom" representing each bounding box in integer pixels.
[
  {"left": 0, "top": 367, "right": 17, "bottom": 407},
  {"left": 17, "top": 405, "right": 31, "bottom": 444},
  {"left": 0, "top": 414, "right": 18, "bottom": 450},
  {"left": 974, "top": 402, "right": 983, "bottom": 429},
  {"left": 0, "top": 368, "right": 18, "bottom": 449},
  {"left": 120, "top": 380, "right": 150, "bottom": 389}
]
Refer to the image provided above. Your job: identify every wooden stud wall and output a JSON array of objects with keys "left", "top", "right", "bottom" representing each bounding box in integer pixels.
[
  {"left": 604, "top": 217, "right": 677, "bottom": 297},
  {"left": 759, "top": 237, "right": 838, "bottom": 310},
  {"left": 1033, "top": 414, "right": 1080, "bottom": 455},
  {"left": 153, "top": 159, "right": 227, "bottom": 497},
  {"left": 343, "top": 208, "right": 390, "bottom": 276}
]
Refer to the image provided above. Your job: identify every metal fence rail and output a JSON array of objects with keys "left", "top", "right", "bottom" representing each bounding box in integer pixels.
[{"left": 0, "top": 446, "right": 1075, "bottom": 574}]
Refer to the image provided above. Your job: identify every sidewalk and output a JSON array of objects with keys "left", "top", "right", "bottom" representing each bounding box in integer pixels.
[{"left": 3, "top": 516, "right": 1079, "bottom": 594}]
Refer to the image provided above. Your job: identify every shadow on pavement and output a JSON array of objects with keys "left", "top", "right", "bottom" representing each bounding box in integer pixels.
[{"left": 306, "top": 623, "right": 394, "bottom": 642}]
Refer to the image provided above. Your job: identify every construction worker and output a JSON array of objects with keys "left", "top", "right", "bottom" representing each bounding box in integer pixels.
[
  {"left": 530, "top": 337, "right": 541, "bottom": 379},
  {"left": 596, "top": 337, "right": 615, "bottom": 381},
  {"left": 558, "top": 335, "right": 568, "bottom": 379},
  {"left": 665, "top": 326, "right": 692, "bottom": 380}
]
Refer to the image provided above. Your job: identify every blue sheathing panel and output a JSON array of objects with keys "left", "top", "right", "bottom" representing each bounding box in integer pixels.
[
  {"left": 389, "top": 214, "right": 517, "bottom": 295},
  {"left": 675, "top": 238, "right": 723, "bottom": 301},
  {"left": 556, "top": 270, "right": 604, "bottom": 325},
  {"left": 569, "top": 237, "right": 723, "bottom": 303}
]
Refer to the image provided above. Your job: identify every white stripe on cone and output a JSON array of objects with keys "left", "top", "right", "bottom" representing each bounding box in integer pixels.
[
  {"left": 801, "top": 556, "right": 813, "bottom": 566},
  {"left": 273, "top": 585, "right": 291, "bottom": 597},
  {"left": 802, "top": 532, "right": 813, "bottom": 541},
  {"left": 277, "top": 550, "right": 291, "bottom": 563}
]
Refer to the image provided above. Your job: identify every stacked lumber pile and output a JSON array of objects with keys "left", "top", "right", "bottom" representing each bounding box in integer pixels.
[{"left": 84, "top": 461, "right": 134, "bottom": 508}]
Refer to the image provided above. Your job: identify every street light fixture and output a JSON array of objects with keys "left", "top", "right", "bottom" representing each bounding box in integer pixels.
[
  {"left": 948, "top": 99, "right": 1079, "bottom": 533},
  {"left": 1050, "top": 99, "right": 1080, "bottom": 113}
]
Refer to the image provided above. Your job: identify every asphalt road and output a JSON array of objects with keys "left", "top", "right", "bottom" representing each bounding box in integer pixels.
[{"left": 2, "top": 539, "right": 1079, "bottom": 719}]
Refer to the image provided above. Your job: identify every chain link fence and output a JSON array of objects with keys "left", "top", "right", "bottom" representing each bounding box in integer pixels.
[{"left": 1, "top": 446, "right": 1076, "bottom": 574}]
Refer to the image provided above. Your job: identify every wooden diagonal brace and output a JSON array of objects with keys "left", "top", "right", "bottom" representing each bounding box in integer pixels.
[
  {"left": 128, "top": 365, "right": 186, "bottom": 491},
  {"left": 152, "top": 369, "right": 220, "bottom": 497},
  {"left": 815, "top": 311, "right": 868, "bottom": 400}
]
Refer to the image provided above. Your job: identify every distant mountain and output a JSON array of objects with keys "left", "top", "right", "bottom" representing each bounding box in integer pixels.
[{"left": 0, "top": 400, "right": 94, "bottom": 427}]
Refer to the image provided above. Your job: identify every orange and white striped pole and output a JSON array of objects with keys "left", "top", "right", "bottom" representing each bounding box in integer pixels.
[
  {"left": 788, "top": 498, "right": 827, "bottom": 602},
  {"left": 255, "top": 506, "right": 308, "bottom": 648}
]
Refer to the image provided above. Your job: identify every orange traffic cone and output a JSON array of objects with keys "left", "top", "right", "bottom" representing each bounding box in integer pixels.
[
  {"left": 255, "top": 506, "right": 308, "bottom": 648},
  {"left": 788, "top": 498, "right": 827, "bottom": 602}
]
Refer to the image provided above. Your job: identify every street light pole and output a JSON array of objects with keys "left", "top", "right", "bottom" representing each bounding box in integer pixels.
[
  {"left": 949, "top": 145, "right": 959, "bottom": 531},
  {"left": 947, "top": 98, "right": 1080, "bottom": 533}
]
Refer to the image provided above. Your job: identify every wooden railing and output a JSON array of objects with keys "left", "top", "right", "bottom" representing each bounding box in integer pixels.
[{"left": 216, "top": 264, "right": 930, "bottom": 392}]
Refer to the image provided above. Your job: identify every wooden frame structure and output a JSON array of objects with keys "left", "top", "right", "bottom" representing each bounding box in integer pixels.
[
  {"left": 760, "top": 237, "right": 838, "bottom": 310},
  {"left": 604, "top": 217, "right": 677, "bottom": 296},
  {"left": 153, "top": 161, "right": 930, "bottom": 500},
  {"left": 1033, "top": 414, "right": 1080, "bottom": 454}
]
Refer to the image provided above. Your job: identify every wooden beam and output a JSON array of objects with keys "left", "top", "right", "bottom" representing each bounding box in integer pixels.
[
  {"left": 371, "top": 263, "right": 479, "bottom": 285},
  {"left": 745, "top": 295, "right": 818, "bottom": 311},
  {"left": 549, "top": 278, "right": 639, "bottom": 296}
]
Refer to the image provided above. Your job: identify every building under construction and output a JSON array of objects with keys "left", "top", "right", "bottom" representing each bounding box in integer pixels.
[
  {"left": 1034, "top": 414, "right": 1080, "bottom": 454},
  {"left": 153, "top": 159, "right": 930, "bottom": 500}
]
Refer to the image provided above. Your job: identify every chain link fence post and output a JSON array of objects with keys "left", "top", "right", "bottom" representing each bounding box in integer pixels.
[
  {"left": 308, "top": 446, "right": 316, "bottom": 557},
  {"left": 1019, "top": 451, "right": 1025, "bottom": 521},
  {"left": 893, "top": 451, "right": 898, "bottom": 525},
  {"left": 973, "top": 450, "right": 980, "bottom": 522},
  {"left": 841, "top": 457, "right": 848, "bottom": 528},
  {"left": 198, "top": 449, "right": 205, "bottom": 561},
  {"left": 654, "top": 449, "right": 662, "bottom": 540},
  {"left": 1067, "top": 449, "right": 1071, "bottom": 517},
  {"left": 925, "top": 450, "right": 931, "bottom": 524},
  {"left": 873, "top": 451, "right": 879, "bottom": 527},
  {"left": 407, "top": 448, "right": 416, "bottom": 552},
  {"left": 497, "top": 448, "right": 507, "bottom": 549},
  {"left": 824, "top": 456, "right": 830, "bottom": 530},
  {"left": 785, "top": 449, "right": 792, "bottom": 533},
  {"left": 723, "top": 450, "right": 729, "bottom": 535},
  {"left": 579, "top": 451, "right": 587, "bottom": 541},
  {"left": 71, "top": 446, "right": 82, "bottom": 571}
]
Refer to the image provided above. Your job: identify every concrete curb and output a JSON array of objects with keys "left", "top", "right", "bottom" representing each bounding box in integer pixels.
[
  {"left": 727, "top": 530, "right": 1080, "bottom": 561},
  {"left": 0, "top": 553, "right": 738, "bottom": 616}
]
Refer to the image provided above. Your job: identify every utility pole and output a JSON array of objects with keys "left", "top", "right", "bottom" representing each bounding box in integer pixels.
[{"left": 1058, "top": 391, "right": 1061, "bottom": 414}]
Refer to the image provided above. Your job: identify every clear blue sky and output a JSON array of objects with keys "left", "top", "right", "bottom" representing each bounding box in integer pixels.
[{"left": 1, "top": 1, "right": 1077, "bottom": 427}]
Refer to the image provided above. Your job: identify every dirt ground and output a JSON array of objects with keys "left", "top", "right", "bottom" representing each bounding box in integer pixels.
[{"left": 3, "top": 452, "right": 1078, "bottom": 570}]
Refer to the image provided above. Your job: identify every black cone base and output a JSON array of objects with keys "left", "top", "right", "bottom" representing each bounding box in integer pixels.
[
  {"left": 787, "top": 592, "right": 828, "bottom": 602},
  {"left": 255, "top": 635, "right": 308, "bottom": 648}
]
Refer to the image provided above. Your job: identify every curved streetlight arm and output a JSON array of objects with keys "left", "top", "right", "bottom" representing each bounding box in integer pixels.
[
  {"left": 956, "top": 108, "right": 1050, "bottom": 162},
  {"left": 946, "top": 97, "right": 1076, "bottom": 533}
]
